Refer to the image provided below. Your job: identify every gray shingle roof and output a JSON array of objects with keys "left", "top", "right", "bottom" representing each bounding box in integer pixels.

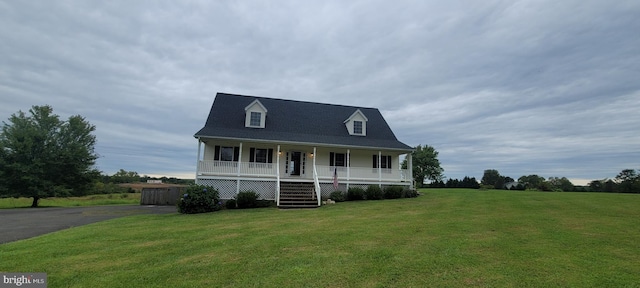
[{"left": 194, "top": 93, "right": 413, "bottom": 151}]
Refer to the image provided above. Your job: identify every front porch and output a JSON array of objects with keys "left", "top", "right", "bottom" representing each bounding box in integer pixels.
[
  {"left": 196, "top": 160, "right": 411, "bottom": 184},
  {"left": 194, "top": 140, "right": 413, "bottom": 207}
]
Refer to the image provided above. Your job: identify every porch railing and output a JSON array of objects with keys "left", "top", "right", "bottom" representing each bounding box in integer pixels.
[
  {"left": 198, "top": 161, "right": 276, "bottom": 177},
  {"left": 197, "top": 160, "right": 409, "bottom": 182},
  {"left": 312, "top": 165, "right": 321, "bottom": 206},
  {"left": 315, "top": 165, "right": 409, "bottom": 182}
]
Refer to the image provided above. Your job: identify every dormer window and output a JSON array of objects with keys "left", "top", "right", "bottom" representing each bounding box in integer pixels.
[
  {"left": 353, "top": 121, "right": 363, "bottom": 134},
  {"left": 344, "top": 109, "right": 368, "bottom": 136},
  {"left": 244, "top": 99, "right": 267, "bottom": 128},
  {"left": 250, "top": 112, "right": 262, "bottom": 127}
]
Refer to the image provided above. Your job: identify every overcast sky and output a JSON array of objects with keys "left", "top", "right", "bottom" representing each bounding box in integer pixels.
[{"left": 1, "top": 1, "right": 639, "bottom": 185}]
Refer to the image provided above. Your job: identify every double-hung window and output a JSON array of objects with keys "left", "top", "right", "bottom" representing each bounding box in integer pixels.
[
  {"left": 353, "top": 121, "right": 363, "bottom": 134},
  {"left": 373, "top": 155, "right": 392, "bottom": 169},
  {"left": 214, "top": 146, "right": 239, "bottom": 161},
  {"left": 249, "top": 148, "right": 273, "bottom": 163},
  {"left": 250, "top": 112, "right": 262, "bottom": 127},
  {"left": 330, "top": 152, "right": 348, "bottom": 172}
]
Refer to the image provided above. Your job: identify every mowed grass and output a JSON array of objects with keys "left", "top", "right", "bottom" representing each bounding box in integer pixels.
[
  {"left": 0, "top": 193, "right": 141, "bottom": 208},
  {"left": 1, "top": 189, "right": 639, "bottom": 287}
]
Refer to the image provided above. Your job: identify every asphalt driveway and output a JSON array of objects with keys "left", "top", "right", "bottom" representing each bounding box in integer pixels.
[{"left": 0, "top": 205, "right": 176, "bottom": 244}]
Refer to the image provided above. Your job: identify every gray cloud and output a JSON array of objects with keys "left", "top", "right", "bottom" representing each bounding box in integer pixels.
[{"left": 1, "top": 0, "right": 639, "bottom": 183}]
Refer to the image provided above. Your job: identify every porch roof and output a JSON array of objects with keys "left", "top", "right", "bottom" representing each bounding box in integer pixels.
[{"left": 195, "top": 93, "right": 413, "bottom": 152}]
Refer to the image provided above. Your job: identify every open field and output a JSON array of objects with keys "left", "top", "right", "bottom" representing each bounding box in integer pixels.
[
  {"left": 1, "top": 189, "right": 639, "bottom": 287},
  {"left": 0, "top": 193, "right": 141, "bottom": 208}
]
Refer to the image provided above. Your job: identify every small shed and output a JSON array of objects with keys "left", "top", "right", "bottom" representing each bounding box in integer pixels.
[{"left": 140, "top": 186, "right": 185, "bottom": 205}]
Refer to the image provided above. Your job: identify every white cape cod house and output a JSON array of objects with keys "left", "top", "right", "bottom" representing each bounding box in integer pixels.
[{"left": 194, "top": 93, "right": 414, "bottom": 207}]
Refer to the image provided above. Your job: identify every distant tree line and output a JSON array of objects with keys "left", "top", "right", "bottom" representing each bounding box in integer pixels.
[
  {"left": 426, "top": 168, "right": 640, "bottom": 193},
  {"left": 588, "top": 169, "right": 640, "bottom": 193},
  {"left": 99, "top": 169, "right": 194, "bottom": 185},
  {"left": 90, "top": 169, "right": 194, "bottom": 194},
  {"left": 430, "top": 176, "right": 480, "bottom": 189}
]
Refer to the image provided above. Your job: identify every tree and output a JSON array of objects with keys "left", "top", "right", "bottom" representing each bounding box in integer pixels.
[
  {"left": 480, "top": 169, "right": 517, "bottom": 189},
  {"left": 481, "top": 169, "right": 501, "bottom": 187},
  {"left": 494, "top": 176, "right": 507, "bottom": 190},
  {"left": 0, "top": 105, "right": 98, "bottom": 207},
  {"left": 461, "top": 176, "right": 480, "bottom": 189},
  {"left": 588, "top": 180, "right": 604, "bottom": 192},
  {"left": 603, "top": 179, "right": 617, "bottom": 192},
  {"left": 402, "top": 144, "right": 444, "bottom": 187},
  {"left": 446, "top": 178, "right": 459, "bottom": 188},
  {"left": 547, "top": 177, "right": 574, "bottom": 192},
  {"left": 615, "top": 169, "right": 640, "bottom": 193},
  {"left": 111, "top": 169, "right": 141, "bottom": 183},
  {"left": 518, "top": 174, "right": 545, "bottom": 190}
]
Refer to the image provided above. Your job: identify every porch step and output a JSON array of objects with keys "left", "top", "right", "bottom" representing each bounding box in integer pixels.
[{"left": 279, "top": 182, "right": 319, "bottom": 208}]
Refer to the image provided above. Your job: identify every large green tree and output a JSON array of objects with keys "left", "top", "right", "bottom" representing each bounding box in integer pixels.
[
  {"left": 481, "top": 169, "right": 501, "bottom": 187},
  {"left": 0, "top": 105, "right": 99, "bottom": 207},
  {"left": 402, "top": 144, "right": 444, "bottom": 187}
]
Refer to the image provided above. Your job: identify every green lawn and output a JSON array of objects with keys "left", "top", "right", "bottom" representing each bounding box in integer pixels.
[
  {"left": 1, "top": 189, "right": 639, "bottom": 287},
  {"left": 0, "top": 193, "right": 141, "bottom": 208}
]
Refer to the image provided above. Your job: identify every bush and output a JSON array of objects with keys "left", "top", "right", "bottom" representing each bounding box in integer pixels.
[
  {"left": 225, "top": 199, "right": 237, "bottom": 209},
  {"left": 329, "top": 190, "right": 346, "bottom": 202},
  {"left": 256, "top": 200, "right": 274, "bottom": 208},
  {"left": 403, "top": 189, "right": 418, "bottom": 198},
  {"left": 236, "top": 191, "right": 260, "bottom": 209},
  {"left": 365, "top": 185, "right": 384, "bottom": 200},
  {"left": 177, "top": 185, "right": 221, "bottom": 214},
  {"left": 347, "top": 187, "right": 365, "bottom": 201},
  {"left": 383, "top": 186, "right": 404, "bottom": 199}
]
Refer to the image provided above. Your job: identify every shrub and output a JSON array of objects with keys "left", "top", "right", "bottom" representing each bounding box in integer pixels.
[
  {"left": 383, "top": 186, "right": 404, "bottom": 199},
  {"left": 365, "top": 185, "right": 383, "bottom": 200},
  {"left": 225, "top": 199, "right": 237, "bottom": 209},
  {"left": 236, "top": 191, "right": 260, "bottom": 209},
  {"left": 177, "top": 185, "right": 221, "bottom": 214},
  {"left": 403, "top": 189, "right": 418, "bottom": 198},
  {"left": 347, "top": 187, "right": 365, "bottom": 201},
  {"left": 329, "top": 190, "right": 346, "bottom": 202},
  {"left": 256, "top": 200, "right": 274, "bottom": 208}
]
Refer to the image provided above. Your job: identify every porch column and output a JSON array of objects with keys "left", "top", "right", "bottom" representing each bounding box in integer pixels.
[
  {"left": 276, "top": 145, "right": 280, "bottom": 205},
  {"left": 378, "top": 151, "right": 382, "bottom": 187},
  {"left": 408, "top": 153, "right": 414, "bottom": 190},
  {"left": 236, "top": 142, "right": 243, "bottom": 194},
  {"left": 195, "top": 138, "right": 202, "bottom": 184},
  {"left": 313, "top": 147, "right": 319, "bottom": 206},
  {"left": 346, "top": 149, "right": 350, "bottom": 191}
]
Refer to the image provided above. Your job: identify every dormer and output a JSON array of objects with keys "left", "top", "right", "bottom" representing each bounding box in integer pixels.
[
  {"left": 344, "top": 109, "right": 368, "bottom": 136},
  {"left": 244, "top": 99, "right": 267, "bottom": 128}
]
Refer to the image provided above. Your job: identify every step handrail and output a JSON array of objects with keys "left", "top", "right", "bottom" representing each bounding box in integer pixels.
[{"left": 313, "top": 165, "right": 321, "bottom": 206}]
